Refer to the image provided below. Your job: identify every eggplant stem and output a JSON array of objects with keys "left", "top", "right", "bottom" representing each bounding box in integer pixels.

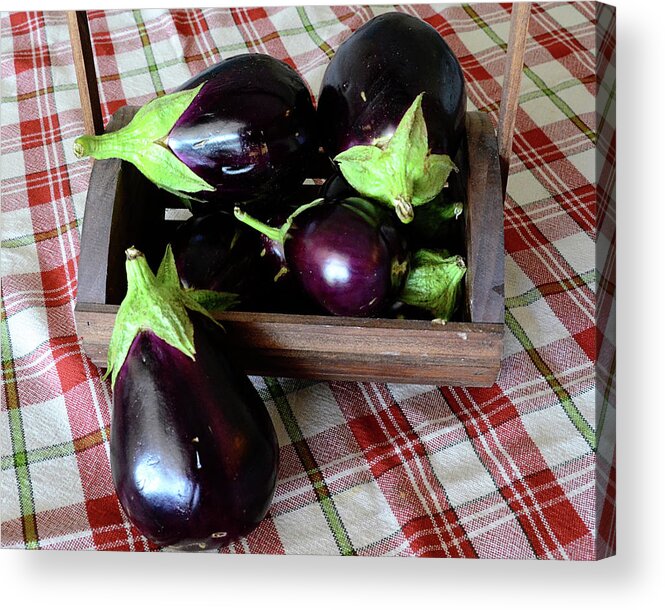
[
  {"left": 233, "top": 207, "right": 284, "bottom": 244},
  {"left": 125, "top": 246, "right": 142, "bottom": 261},
  {"left": 394, "top": 197, "right": 414, "bottom": 224}
]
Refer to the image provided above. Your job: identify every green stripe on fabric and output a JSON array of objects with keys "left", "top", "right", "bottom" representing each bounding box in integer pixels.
[
  {"left": 505, "top": 309, "right": 596, "bottom": 449},
  {"left": 1, "top": 218, "right": 79, "bottom": 249},
  {"left": 264, "top": 377, "right": 356, "bottom": 556},
  {"left": 462, "top": 5, "right": 595, "bottom": 142},
  {"left": 505, "top": 270, "right": 595, "bottom": 309},
  {"left": 597, "top": 78, "right": 615, "bottom": 140},
  {"left": 296, "top": 6, "right": 335, "bottom": 59},
  {"left": 1, "top": 425, "right": 111, "bottom": 472},
  {"left": 596, "top": 352, "right": 615, "bottom": 441},
  {"left": 133, "top": 10, "right": 166, "bottom": 95},
  {"left": 1, "top": 440, "right": 73, "bottom": 471},
  {"left": 1, "top": 296, "right": 39, "bottom": 548}
]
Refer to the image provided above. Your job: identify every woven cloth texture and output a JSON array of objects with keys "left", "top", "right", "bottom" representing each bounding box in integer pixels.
[{"left": 0, "top": 3, "right": 616, "bottom": 559}]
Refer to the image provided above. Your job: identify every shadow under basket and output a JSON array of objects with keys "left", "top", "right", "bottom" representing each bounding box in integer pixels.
[{"left": 74, "top": 108, "right": 504, "bottom": 387}]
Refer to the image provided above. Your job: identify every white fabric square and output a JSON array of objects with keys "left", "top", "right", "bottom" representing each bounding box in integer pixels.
[
  {"left": 30, "top": 454, "right": 85, "bottom": 514},
  {"left": 0, "top": 466, "right": 21, "bottom": 522},
  {"left": 387, "top": 383, "right": 435, "bottom": 403},
  {"left": 553, "top": 233, "right": 594, "bottom": 277},
  {"left": 509, "top": 169, "right": 552, "bottom": 207},
  {"left": 21, "top": 396, "right": 73, "bottom": 452},
  {"left": 289, "top": 383, "right": 345, "bottom": 438},
  {"left": 431, "top": 440, "right": 497, "bottom": 506},
  {"left": 566, "top": 147, "right": 596, "bottom": 185},
  {"left": 333, "top": 480, "right": 400, "bottom": 549},
  {"left": 5, "top": 306, "right": 48, "bottom": 360},
  {"left": 545, "top": 4, "right": 588, "bottom": 29},
  {"left": 510, "top": 295, "right": 571, "bottom": 350},
  {"left": 521, "top": 402, "right": 592, "bottom": 470},
  {"left": 557, "top": 83, "right": 595, "bottom": 120},
  {"left": 273, "top": 502, "right": 341, "bottom": 555}
]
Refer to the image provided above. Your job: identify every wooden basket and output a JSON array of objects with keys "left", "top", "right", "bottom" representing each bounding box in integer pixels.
[{"left": 70, "top": 6, "right": 530, "bottom": 387}]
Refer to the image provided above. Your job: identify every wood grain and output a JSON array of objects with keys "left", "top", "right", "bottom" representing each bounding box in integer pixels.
[
  {"left": 464, "top": 111, "right": 505, "bottom": 326},
  {"left": 497, "top": 2, "right": 531, "bottom": 195},
  {"left": 67, "top": 11, "right": 104, "bottom": 136},
  {"left": 75, "top": 305, "right": 503, "bottom": 386}
]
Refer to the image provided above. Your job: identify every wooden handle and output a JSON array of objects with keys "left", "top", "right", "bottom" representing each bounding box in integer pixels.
[
  {"left": 497, "top": 2, "right": 531, "bottom": 196},
  {"left": 68, "top": 10, "right": 104, "bottom": 136}
]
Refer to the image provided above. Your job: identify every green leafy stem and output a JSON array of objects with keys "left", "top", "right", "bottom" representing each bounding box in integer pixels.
[
  {"left": 105, "top": 245, "right": 236, "bottom": 388},
  {"left": 74, "top": 84, "right": 215, "bottom": 199}
]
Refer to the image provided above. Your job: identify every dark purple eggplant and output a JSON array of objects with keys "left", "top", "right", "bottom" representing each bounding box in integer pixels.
[
  {"left": 235, "top": 197, "right": 409, "bottom": 317},
  {"left": 107, "top": 247, "right": 278, "bottom": 550},
  {"left": 318, "top": 11, "right": 466, "bottom": 158},
  {"left": 170, "top": 210, "right": 266, "bottom": 307},
  {"left": 74, "top": 54, "right": 318, "bottom": 212},
  {"left": 319, "top": 171, "right": 357, "bottom": 201},
  {"left": 317, "top": 12, "right": 465, "bottom": 223}
]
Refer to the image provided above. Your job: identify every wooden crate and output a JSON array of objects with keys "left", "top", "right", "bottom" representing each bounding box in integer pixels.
[
  {"left": 74, "top": 108, "right": 504, "bottom": 386},
  {"left": 70, "top": 6, "right": 533, "bottom": 387}
]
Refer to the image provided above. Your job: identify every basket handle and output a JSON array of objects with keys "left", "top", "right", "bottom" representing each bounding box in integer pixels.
[
  {"left": 497, "top": 2, "right": 531, "bottom": 197},
  {"left": 68, "top": 10, "right": 104, "bottom": 136}
]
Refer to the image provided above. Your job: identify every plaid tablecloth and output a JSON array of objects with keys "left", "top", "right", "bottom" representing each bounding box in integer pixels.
[{"left": 0, "top": 2, "right": 616, "bottom": 559}]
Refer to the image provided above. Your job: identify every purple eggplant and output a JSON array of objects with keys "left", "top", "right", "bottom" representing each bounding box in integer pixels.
[
  {"left": 107, "top": 247, "right": 278, "bottom": 550},
  {"left": 170, "top": 210, "right": 266, "bottom": 307},
  {"left": 74, "top": 54, "right": 318, "bottom": 212},
  {"left": 318, "top": 12, "right": 466, "bottom": 158},
  {"left": 235, "top": 197, "right": 409, "bottom": 317},
  {"left": 317, "top": 12, "right": 465, "bottom": 223}
]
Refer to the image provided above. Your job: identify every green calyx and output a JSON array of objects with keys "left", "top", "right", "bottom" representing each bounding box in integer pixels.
[
  {"left": 73, "top": 84, "right": 215, "bottom": 199},
  {"left": 408, "top": 199, "right": 464, "bottom": 244},
  {"left": 105, "top": 245, "right": 236, "bottom": 388},
  {"left": 333, "top": 93, "right": 457, "bottom": 224},
  {"left": 399, "top": 249, "right": 467, "bottom": 321}
]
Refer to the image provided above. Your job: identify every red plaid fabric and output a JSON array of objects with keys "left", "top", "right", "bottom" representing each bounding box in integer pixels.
[{"left": 0, "top": 3, "right": 616, "bottom": 559}]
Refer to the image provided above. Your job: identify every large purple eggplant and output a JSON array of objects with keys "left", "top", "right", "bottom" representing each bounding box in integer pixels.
[
  {"left": 317, "top": 12, "right": 465, "bottom": 223},
  {"left": 318, "top": 11, "right": 466, "bottom": 158},
  {"left": 107, "top": 246, "right": 278, "bottom": 550},
  {"left": 235, "top": 197, "right": 409, "bottom": 317},
  {"left": 74, "top": 54, "right": 317, "bottom": 212}
]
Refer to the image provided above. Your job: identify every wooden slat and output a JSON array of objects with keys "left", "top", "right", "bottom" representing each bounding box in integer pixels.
[
  {"left": 75, "top": 305, "right": 503, "bottom": 386},
  {"left": 464, "top": 111, "right": 505, "bottom": 325},
  {"left": 67, "top": 11, "right": 104, "bottom": 136},
  {"left": 497, "top": 2, "right": 531, "bottom": 195}
]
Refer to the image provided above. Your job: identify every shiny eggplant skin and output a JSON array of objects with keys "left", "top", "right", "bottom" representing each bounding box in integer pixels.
[
  {"left": 110, "top": 314, "right": 279, "bottom": 550},
  {"left": 319, "top": 171, "right": 357, "bottom": 201},
  {"left": 168, "top": 53, "right": 318, "bottom": 210},
  {"left": 284, "top": 198, "right": 409, "bottom": 317},
  {"left": 317, "top": 12, "right": 466, "bottom": 158}
]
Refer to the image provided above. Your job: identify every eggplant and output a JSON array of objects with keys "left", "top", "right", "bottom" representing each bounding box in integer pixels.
[
  {"left": 319, "top": 171, "right": 357, "bottom": 201},
  {"left": 317, "top": 12, "right": 465, "bottom": 223},
  {"left": 318, "top": 12, "right": 466, "bottom": 158},
  {"left": 74, "top": 54, "right": 318, "bottom": 212},
  {"left": 235, "top": 198, "right": 409, "bottom": 317},
  {"left": 107, "top": 246, "right": 278, "bottom": 550},
  {"left": 170, "top": 210, "right": 266, "bottom": 307}
]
